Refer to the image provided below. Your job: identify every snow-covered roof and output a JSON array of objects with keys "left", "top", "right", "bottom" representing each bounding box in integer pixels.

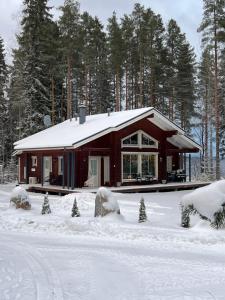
[{"left": 14, "top": 107, "right": 201, "bottom": 151}]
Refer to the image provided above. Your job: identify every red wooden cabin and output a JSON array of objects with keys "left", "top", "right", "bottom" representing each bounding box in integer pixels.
[{"left": 14, "top": 107, "right": 201, "bottom": 188}]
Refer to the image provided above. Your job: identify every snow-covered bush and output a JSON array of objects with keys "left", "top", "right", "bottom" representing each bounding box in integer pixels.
[
  {"left": 94, "top": 187, "right": 120, "bottom": 217},
  {"left": 181, "top": 180, "right": 225, "bottom": 229},
  {"left": 71, "top": 197, "right": 80, "bottom": 217},
  {"left": 41, "top": 193, "right": 51, "bottom": 215},
  {"left": 10, "top": 185, "right": 31, "bottom": 210},
  {"left": 139, "top": 197, "right": 147, "bottom": 223}
]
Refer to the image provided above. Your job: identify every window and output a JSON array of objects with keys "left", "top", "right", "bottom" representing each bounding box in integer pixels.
[
  {"left": 123, "top": 154, "right": 138, "bottom": 179},
  {"left": 141, "top": 154, "right": 156, "bottom": 177},
  {"left": 122, "top": 133, "right": 138, "bottom": 145},
  {"left": 122, "top": 131, "right": 158, "bottom": 148},
  {"left": 122, "top": 152, "right": 158, "bottom": 181},
  {"left": 58, "top": 156, "right": 63, "bottom": 175},
  {"left": 31, "top": 156, "right": 37, "bottom": 167},
  {"left": 141, "top": 134, "right": 155, "bottom": 146}
]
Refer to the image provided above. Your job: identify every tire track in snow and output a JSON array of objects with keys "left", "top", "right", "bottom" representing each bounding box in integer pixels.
[
  {"left": 20, "top": 242, "right": 63, "bottom": 300},
  {"left": 41, "top": 246, "right": 143, "bottom": 300},
  {"left": 1, "top": 236, "right": 64, "bottom": 300}
]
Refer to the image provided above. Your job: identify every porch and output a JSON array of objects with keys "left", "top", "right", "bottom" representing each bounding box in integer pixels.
[{"left": 27, "top": 181, "right": 211, "bottom": 195}]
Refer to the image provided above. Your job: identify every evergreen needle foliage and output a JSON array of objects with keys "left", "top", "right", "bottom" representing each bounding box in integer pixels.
[
  {"left": 181, "top": 202, "right": 225, "bottom": 230},
  {"left": 139, "top": 197, "right": 147, "bottom": 223},
  {"left": 71, "top": 197, "right": 80, "bottom": 217},
  {"left": 41, "top": 193, "right": 51, "bottom": 215}
]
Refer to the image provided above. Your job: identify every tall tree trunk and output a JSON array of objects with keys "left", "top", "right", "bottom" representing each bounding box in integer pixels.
[
  {"left": 139, "top": 52, "right": 143, "bottom": 108},
  {"left": 61, "top": 84, "right": 64, "bottom": 122},
  {"left": 204, "top": 83, "right": 209, "bottom": 174},
  {"left": 169, "top": 87, "right": 175, "bottom": 121},
  {"left": 84, "top": 64, "right": 89, "bottom": 112},
  {"left": 67, "top": 55, "right": 72, "bottom": 120},
  {"left": 115, "top": 67, "right": 120, "bottom": 111},
  {"left": 51, "top": 76, "right": 55, "bottom": 125},
  {"left": 125, "top": 63, "right": 128, "bottom": 110},
  {"left": 210, "top": 118, "right": 214, "bottom": 177},
  {"left": 214, "top": 7, "right": 220, "bottom": 179}
]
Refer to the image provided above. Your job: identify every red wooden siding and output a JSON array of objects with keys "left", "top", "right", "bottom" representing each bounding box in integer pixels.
[{"left": 18, "top": 116, "right": 195, "bottom": 187}]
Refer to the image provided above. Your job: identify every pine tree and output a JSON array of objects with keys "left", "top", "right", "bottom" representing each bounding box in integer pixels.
[
  {"left": 58, "top": 0, "right": 81, "bottom": 119},
  {"left": 71, "top": 197, "right": 80, "bottom": 217},
  {"left": 121, "top": 14, "right": 135, "bottom": 110},
  {"left": 107, "top": 12, "right": 124, "bottom": 111},
  {"left": 139, "top": 197, "right": 147, "bottom": 223},
  {"left": 41, "top": 192, "right": 51, "bottom": 214},
  {"left": 165, "top": 19, "right": 184, "bottom": 120},
  {"left": 198, "top": 0, "right": 225, "bottom": 179},
  {"left": 80, "top": 13, "right": 110, "bottom": 114},
  {"left": 197, "top": 47, "right": 214, "bottom": 177}
]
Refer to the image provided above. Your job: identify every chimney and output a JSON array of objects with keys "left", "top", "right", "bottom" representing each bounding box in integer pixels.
[
  {"left": 107, "top": 108, "right": 111, "bottom": 116},
  {"left": 79, "top": 104, "right": 86, "bottom": 124}
]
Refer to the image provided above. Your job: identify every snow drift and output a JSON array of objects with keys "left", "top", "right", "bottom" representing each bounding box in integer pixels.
[{"left": 181, "top": 180, "right": 225, "bottom": 228}]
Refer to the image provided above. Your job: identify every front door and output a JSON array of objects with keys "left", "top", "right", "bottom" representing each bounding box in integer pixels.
[
  {"left": 43, "top": 156, "right": 52, "bottom": 183},
  {"left": 88, "top": 156, "right": 101, "bottom": 187}
]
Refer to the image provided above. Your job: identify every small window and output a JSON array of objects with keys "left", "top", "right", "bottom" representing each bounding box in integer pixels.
[
  {"left": 31, "top": 156, "right": 37, "bottom": 167},
  {"left": 58, "top": 156, "right": 63, "bottom": 175},
  {"left": 122, "top": 133, "right": 138, "bottom": 146},
  {"left": 142, "top": 134, "right": 155, "bottom": 146},
  {"left": 122, "top": 131, "right": 158, "bottom": 149}
]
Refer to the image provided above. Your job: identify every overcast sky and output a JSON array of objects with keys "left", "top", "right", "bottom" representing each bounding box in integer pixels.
[{"left": 0, "top": 0, "right": 203, "bottom": 63}]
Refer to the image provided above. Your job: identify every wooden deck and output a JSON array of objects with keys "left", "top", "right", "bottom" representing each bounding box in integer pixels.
[{"left": 27, "top": 181, "right": 211, "bottom": 195}]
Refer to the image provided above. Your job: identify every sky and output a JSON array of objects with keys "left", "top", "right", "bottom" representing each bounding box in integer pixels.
[{"left": 0, "top": 0, "right": 203, "bottom": 63}]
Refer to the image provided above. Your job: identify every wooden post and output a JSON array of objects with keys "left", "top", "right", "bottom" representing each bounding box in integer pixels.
[
  {"left": 41, "top": 156, "right": 43, "bottom": 186},
  {"left": 26, "top": 154, "right": 29, "bottom": 184},
  {"left": 188, "top": 154, "right": 191, "bottom": 182},
  {"left": 67, "top": 152, "right": 70, "bottom": 189},
  {"left": 71, "top": 152, "right": 75, "bottom": 190},
  {"left": 62, "top": 154, "right": 65, "bottom": 189}
]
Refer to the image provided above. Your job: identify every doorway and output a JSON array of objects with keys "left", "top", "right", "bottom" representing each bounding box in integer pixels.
[{"left": 43, "top": 156, "right": 52, "bottom": 183}]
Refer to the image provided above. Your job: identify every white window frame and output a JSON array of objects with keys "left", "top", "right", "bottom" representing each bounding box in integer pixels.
[
  {"left": 31, "top": 156, "right": 37, "bottom": 167},
  {"left": 121, "top": 152, "right": 159, "bottom": 182},
  {"left": 121, "top": 151, "right": 158, "bottom": 182},
  {"left": 58, "top": 156, "right": 63, "bottom": 175},
  {"left": 121, "top": 130, "right": 158, "bottom": 149}
]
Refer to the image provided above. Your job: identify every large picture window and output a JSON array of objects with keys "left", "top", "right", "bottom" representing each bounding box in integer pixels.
[
  {"left": 122, "top": 130, "right": 158, "bottom": 148},
  {"left": 122, "top": 152, "right": 158, "bottom": 181},
  {"left": 123, "top": 154, "right": 138, "bottom": 179},
  {"left": 141, "top": 154, "right": 155, "bottom": 177}
]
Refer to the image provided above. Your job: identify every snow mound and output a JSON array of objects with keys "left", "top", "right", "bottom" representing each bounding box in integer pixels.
[
  {"left": 95, "top": 187, "right": 120, "bottom": 217},
  {"left": 11, "top": 186, "right": 29, "bottom": 202},
  {"left": 97, "top": 187, "right": 120, "bottom": 212},
  {"left": 181, "top": 180, "right": 225, "bottom": 220}
]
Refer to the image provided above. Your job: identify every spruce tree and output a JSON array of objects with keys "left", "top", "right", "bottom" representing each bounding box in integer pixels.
[
  {"left": 139, "top": 197, "right": 147, "bottom": 223},
  {"left": 41, "top": 192, "right": 51, "bottom": 214},
  {"left": 175, "top": 39, "right": 196, "bottom": 132},
  {"left": 71, "top": 197, "right": 80, "bottom": 217},
  {"left": 16, "top": 0, "right": 54, "bottom": 137}
]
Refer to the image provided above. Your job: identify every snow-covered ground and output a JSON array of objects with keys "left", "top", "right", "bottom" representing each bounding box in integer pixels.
[{"left": 0, "top": 184, "right": 225, "bottom": 300}]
